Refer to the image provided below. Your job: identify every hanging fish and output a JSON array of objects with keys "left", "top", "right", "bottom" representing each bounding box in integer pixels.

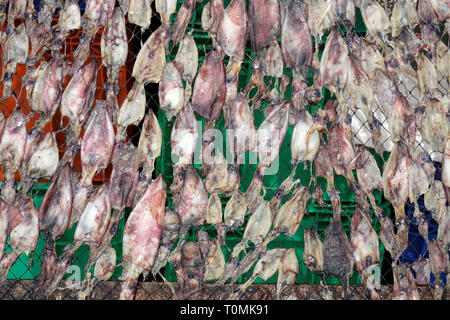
[
  {"left": 203, "top": 238, "right": 225, "bottom": 281},
  {"left": 1, "top": 23, "right": 29, "bottom": 100},
  {"left": 357, "top": 0, "right": 390, "bottom": 47},
  {"left": 291, "top": 109, "right": 323, "bottom": 165},
  {"left": 217, "top": 0, "right": 247, "bottom": 61},
  {"left": 272, "top": 186, "right": 311, "bottom": 238},
  {"left": 61, "top": 60, "right": 97, "bottom": 144},
  {"left": 73, "top": 185, "right": 112, "bottom": 248},
  {"left": 418, "top": 219, "right": 447, "bottom": 299},
  {"left": 119, "top": 175, "right": 166, "bottom": 300},
  {"left": 156, "top": 0, "right": 178, "bottom": 24},
  {"left": 101, "top": 6, "right": 128, "bottom": 88},
  {"left": 392, "top": 263, "right": 420, "bottom": 300},
  {"left": 314, "top": 143, "right": 335, "bottom": 193},
  {"left": 280, "top": 0, "right": 312, "bottom": 80},
  {"left": 424, "top": 180, "right": 447, "bottom": 225},
  {"left": 231, "top": 200, "right": 273, "bottom": 260},
  {"left": 0, "top": 110, "right": 28, "bottom": 204},
  {"left": 79, "top": 246, "right": 116, "bottom": 300},
  {"left": 128, "top": 0, "right": 153, "bottom": 30},
  {"left": 201, "top": 0, "right": 224, "bottom": 38},
  {"left": 0, "top": 196, "right": 39, "bottom": 284},
  {"left": 206, "top": 192, "right": 222, "bottom": 226},
  {"left": 170, "top": 104, "right": 198, "bottom": 203},
  {"left": 172, "top": 0, "right": 195, "bottom": 47},
  {"left": 44, "top": 184, "right": 112, "bottom": 297},
  {"left": 175, "top": 166, "right": 208, "bottom": 243},
  {"left": 323, "top": 192, "right": 354, "bottom": 299},
  {"left": 382, "top": 141, "right": 411, "bottom": 224},
  {"left": 256, "top": 101, "right": 290, "bottom": 168},
  {"left": 418, "top": 0, "right": 440, "bottom": 49},
  {"left": 303, "top": 226, "right": 324, "bottom": 273},
  {"left": 329, "top": 0, "right": 356, "bottom": 28},
  {"left": 327, "top": 111, "right": 357, "bottom": 178},
  {"left": 159, "top": 62, "right": 185, "bottom": 121},
  {"left": 434, "top": 41, "right": 450, "bottom": 80},
  {"left": 197, "top": 228, "right": 211, "bottom": 269},
  {"left": 411, "top": 257, "right": 431, "bottom": 286},
  {"left": 59, "top": 0, "right": 81, "bottom": 33},
  {"left": 117, "top": 83, "right": 146, "bottom": 142},
  {"left": 0, "top": 0, "right": 6, "bottom": 26},
  {"left": 420, "top": 98, "right": 448, "bottom": 153},
  {"left": 277, "top": 249, "right": 299, "bottom": 300},
  {"left": 204, "top": 152, "right": 239, "bottom": 194},
  {"left": 0, "top": 199, "right": 11, "bottom": 260},
  {"left": 109, "top": 143, "right": 140, "bottom": 213},
  {"left": 248, "top": 0, "right": 280, "bottom": 53},
  {"left": 180, "top": 241, "right": 204, "bottom": 296},
  {"left": 170, "top": 104, "right": 197, "bottom": 161},
  {"left": 85, "top": 142, "right": 140, "bottom": 280},
  {"left": 237, "top": 248, "right": 285, "bottom": 294},
  {"left": 6, "top": 0, "right": 27, "bottom": 27},
  {"left": 137, "top": 109, "right": 162, "bottom": 181},
  {"left": 355, "top": 145, "right": 382, "bottom": 211},
  {"left": 427, "top": 0, "right": 450, "bottom": 22},
  {"left": 69, "top": 0, "right": 114, "bottom": 74},
  {"left": 347, "top": 53, "right": 376, "bottom": 121},
  {"left": 25, "top": 12, "right": 52, "bottom": 68},
  {"left": 174, "top": 33, "right": 198, "bottom": 85},
  {"left": 416, "top": 52, "right": 440, "bottom": 99},
  {"left": 391, "top": 0, "right": 419, "bottom": 38},
  {"left": 39, "top": 164, "right": 73, "bottom": 244},
  {"left": 224, "top": 190, "right": 247, "bottom": 231},
  {"left": 443, "top": 136, "right": 450, "bottom": 203},
  {"left": 304, "top": 0, "right": 333, "bottom": 54},
  {"left": 31, "top": 53, "right": 68, "bottom": 130},
  {"left": 320, "top": 27, "right": 350, "bottom": 101},
  {"left": 219, "top": 244, "right": 267, "bottom": 287},
  {"left": 18, "top": 130, "right": 41, "bottom": 188},
  {"left": 350, "top": 206, "right": 381, "bottom": 300},
  {"left": 151, "top": 209, "right": 181, "bottom": 277},
  {"left": 191, "top": 49, "right": 226, "bottom": 121},
  {"left": 259, "top": 42, "right": 284, "bottom": 81},
  {"left": 80, "top": 102, "right": 115, "bottom": 187},
  {"left": 19, "top": 133, "right": 59, "bottom": 197},
  {"left": 245, "top": 101, "right": 289, "bottom": 212},
  {"left": 355, "top": 39, "right": 385, "bottom": 76},
  {"left": 223, "top": 55, "right": 243, "bottom": 110},
  {"left": 83, "top": 0, "right": 115, "bottom": 29},
  {"left": 227, "top": 93, "right": 257, "bottom": 164},
  {"left": 132, "top": 24, "right": 168, "bottom": 88}
]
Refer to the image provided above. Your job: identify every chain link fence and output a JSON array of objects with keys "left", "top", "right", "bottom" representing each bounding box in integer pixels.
[{"left": 0, "top": 0, "right": 448, "bottom": 300}]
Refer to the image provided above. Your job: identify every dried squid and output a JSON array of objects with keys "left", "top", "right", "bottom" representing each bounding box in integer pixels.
[
  {"left": 80, "top": 102, "right": 115, "bottom": 187},
  {"left": 350, "top": 206, "right": 381, "bottom": 300},
  {"left": 0, "top": 196, "right": 39, "bottom": 284},
  {"left": 217, "top": 0, "right": 247, "bottom": 61},
  {"left": 0, "top": 110, "right": 28, "bottom": 204},
  {"left": 120, "top": 175, "right": 166, "bottom": 300},
  {"left": 128, "top": 0, "right": 153, "bottom": 30},
  {"left": 1, "top": 23, "right": 29, "bottom": 100},
  {"left": 323, "top": 192, "right": 354, "bottom": 298}
]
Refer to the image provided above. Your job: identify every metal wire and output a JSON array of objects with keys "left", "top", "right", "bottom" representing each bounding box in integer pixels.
[{"left": 0, "top": 1, "right": 448, "bottom": 300}]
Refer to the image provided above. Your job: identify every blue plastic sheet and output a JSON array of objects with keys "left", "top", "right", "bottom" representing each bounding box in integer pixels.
[{"left": 402, "top": 162, "right": 448, "bottom": 285}]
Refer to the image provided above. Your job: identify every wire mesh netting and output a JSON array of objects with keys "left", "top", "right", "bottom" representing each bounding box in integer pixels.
[{"left": 0, "top": 0, "right": 448, "bottom": 300}]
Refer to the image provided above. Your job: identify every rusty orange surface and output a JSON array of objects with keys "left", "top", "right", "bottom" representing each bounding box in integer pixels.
[{"left": 0, "top": 22, "right": 134, "bottom": 183}]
